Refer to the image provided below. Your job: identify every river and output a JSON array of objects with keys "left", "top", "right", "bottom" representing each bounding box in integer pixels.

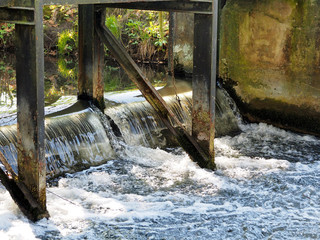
[{"left": 0, "top": 57, "right": 319, "bottom": 239}]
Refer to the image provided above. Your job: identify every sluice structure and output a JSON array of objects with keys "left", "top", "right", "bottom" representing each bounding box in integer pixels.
[{"left": 0, "top": 0, "right": 220, "bottom": 221}]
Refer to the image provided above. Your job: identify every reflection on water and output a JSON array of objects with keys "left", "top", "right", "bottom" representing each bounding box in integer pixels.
[
  {"left": 0, "top": 54, "right": 80, "bottom": 113},
  {"left": 0, "top": 54, "right": 16, "bottom": 113},
  {"left": 0, "top": 53, "right": 168, "bottom": 114}
]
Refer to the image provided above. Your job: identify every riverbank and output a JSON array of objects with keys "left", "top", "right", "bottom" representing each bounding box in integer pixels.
[{"left": 0, "top": 6, "right": 169, "bottom": 64}]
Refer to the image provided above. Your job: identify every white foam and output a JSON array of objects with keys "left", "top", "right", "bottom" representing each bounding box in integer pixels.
[{"left": 0, "top": 122, "right": 319, "bottom": 239}]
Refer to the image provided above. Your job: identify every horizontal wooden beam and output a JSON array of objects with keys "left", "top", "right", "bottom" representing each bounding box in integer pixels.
[
  {"left": 43, "top": 0, "right": 211, "bottom": 7},
  {"left": 103, "top": 1, "right": 212, "bottom": 13},
  {"left": 0, "top": 7, "right": 34, "bottom": 24},
  {"left": 1, "top": 0, "right": 212, "bottom": 14},
  {"left": 44, "top": 0, "right": 172, "bottom": 4}
]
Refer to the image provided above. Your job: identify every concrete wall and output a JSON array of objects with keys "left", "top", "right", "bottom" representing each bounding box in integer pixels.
[{"left": 172, "top": 0, "right": 320, "bottom": 136}]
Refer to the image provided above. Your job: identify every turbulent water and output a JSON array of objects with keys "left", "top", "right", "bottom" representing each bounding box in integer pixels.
[{"left": 0, "top": 91, "right": 320, "bottom": 239}]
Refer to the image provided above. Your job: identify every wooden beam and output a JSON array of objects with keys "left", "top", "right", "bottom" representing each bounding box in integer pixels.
[
  {"left": 103, "top": 1, "right": 212, "bottom": 13},
  {"left": 0, "top": 7, "right": 34, "bottom": 25},
  {"left": 15, "top": 0, "right": 48, "bottom": 221},
  {"left": 0, "top": 157, "right": 48, "bottom": 222},
  {"left": 192, "top": 0, "right": 220, "bottom": 169},
  {"left": 168, "top": 12, "right": 175, "bottom": 75},
  {"left": 95, "top": 7, "right": 213, "bottom": 169},
  {"left": 43, "top": 0, "right": 211, "bottom": 6},
  {"left": 78, "top": 5, "right": 105, "bottom": 110},
  {"left": 2, "top": 0, "right": 212, "bottom": 9}
]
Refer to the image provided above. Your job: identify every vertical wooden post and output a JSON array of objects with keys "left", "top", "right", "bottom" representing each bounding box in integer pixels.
[
  {"left": 168, "top": 12, "right": 175, "bottom": 78},
  {"left": 192, "top": 1, "right": 219, "bottom": 169},
  {"left": 15, "top": 0, "right": 47, "bottom": 213},
  {"left": 78, "top": 4, "right": 105, "bottom": 111}
]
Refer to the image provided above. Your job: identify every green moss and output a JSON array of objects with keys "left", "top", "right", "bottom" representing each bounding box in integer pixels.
[
  {"left": 287, "top": 1, "right": 320, "bottom": 75},
  {"left": 220, "top": 0, "right": 243, "bottom": 79},
  {"left": 219, "top": 0, "right": 320, "bottom": 136}
]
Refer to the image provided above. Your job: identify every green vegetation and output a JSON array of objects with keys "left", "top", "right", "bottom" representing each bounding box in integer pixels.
[
  {"left": 43, "top": 5, "right": 78, "bottom": 25},
  {"left": 0, "top": 6, "right": 170, "bottom": 107},
  {"left": 121, "top": 10, "right": 169, "bottom": 61},
  {"left": 0, "top": 6, "right": 169, "bottom": 61},
  {"left": 105, "top": 15, "right": 122, "bottom": 40},
  {"left": 104, "top": 63, "right": 167, "bottom": 92},
  {"left": 0, "top": 58, "right": 15, "bottom": 108},
  {"left": 57, "top": 29, "right": 78, "bottom": 56},
  {"left": 0, "top": 23, "right": 15, "bottom": 50}
]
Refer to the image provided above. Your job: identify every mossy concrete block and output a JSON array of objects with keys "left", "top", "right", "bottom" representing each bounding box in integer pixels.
[{"left": 220, "top": 0, "right": 320, "bottom": 136}]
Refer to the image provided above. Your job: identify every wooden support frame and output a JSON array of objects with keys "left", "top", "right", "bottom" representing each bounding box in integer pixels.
[
  {"left": 14, "top": 0, "right": 49, "bottom": 221},
  {"left": 0, "top": 7, "right": 34, "bottom": 25},
  {"left": 102, "top": 2, "right": 212, "bottom": 13},
  {"left": 0, "top": 0, "right": 218, "bottom": 222},
  {"left": 95, "top": 7, "right": 213, "bottom": 169},
  {"left": 42, "top": 0, "right": 212, "bottom": 6},
  {"left": 192, "top": 0, "right": 220, "bottom": 169},
  {"left": 78, "top": 4, "right": 105, "bottom": 111}
]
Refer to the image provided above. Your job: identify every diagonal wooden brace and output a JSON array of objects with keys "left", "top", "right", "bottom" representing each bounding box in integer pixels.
[
  {"left": 95, "top": 7, "right": 215, "bottom": 169},
  {"left": 0, "top": 151, "right": 49, "bottom": 222}
]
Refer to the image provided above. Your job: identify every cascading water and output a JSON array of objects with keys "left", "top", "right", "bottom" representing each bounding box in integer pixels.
[
  {"left": 0, "top": 85, "right": 319, "bottom": 239},
  {"left": 105, "top": 87, "right": 240, "bottom": 148},
  {"left": 0, "top": 100, "right": 116, "bottom": 178},
  {"left": 1, "top": 85, "right": 240, "bottom": 179}
]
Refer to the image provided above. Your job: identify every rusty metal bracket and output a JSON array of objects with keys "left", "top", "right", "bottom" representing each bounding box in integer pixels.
[{"left": 95, "top": 7, "right": 215, "bottom": 169}]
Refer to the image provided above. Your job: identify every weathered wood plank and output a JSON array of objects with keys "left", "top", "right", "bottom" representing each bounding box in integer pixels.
[
  {"left": 0, "top": 166, "right": 49, "bottom": 222},
  {"left": 15, "top": 0, "right": 47, "bottom": 220},
  {"left": 95, "top": 7, "right": 213, "bottom": 169},
  {"left": 78, "top": 5, "right": 105, "bottom": 110},
  {"left": 43, "top": 0, "right": 211, "bottom": 5},
  {"left": 103, "top": 1, "right": 212, "bottom": 13},
  {"left": 1, "top": 0, "right": 211, "bottom": 8},
  {"left": 0, "top": 150, "right": 18, "bottom": 180},
  {"left": 192, "top": 0, "right": 220, "bottom": 169},
  {"left": 0, "top": 7, "right": 34, "bottom": 24}
]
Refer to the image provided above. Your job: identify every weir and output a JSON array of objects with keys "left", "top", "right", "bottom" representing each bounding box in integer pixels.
[
  {"left": 0, "top": 88, "right": 239, "bottom": 179},
  {"left": 0, "top": 0, "right": 220, "bottom": 221}
]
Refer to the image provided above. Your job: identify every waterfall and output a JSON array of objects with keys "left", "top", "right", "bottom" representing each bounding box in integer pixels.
[
  {"left": 105, "top": 87, "right": 240, "bottom": 148},
  {"left": 0, "top": 105, "right": 116, "bottom": 178},
  {"left": 0, "top": 85, "right": 241, "bottom": 178}
]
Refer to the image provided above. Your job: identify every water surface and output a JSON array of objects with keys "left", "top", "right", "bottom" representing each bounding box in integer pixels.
[{"left": 0, "top": 122, "right": 319, "bottom": 240}]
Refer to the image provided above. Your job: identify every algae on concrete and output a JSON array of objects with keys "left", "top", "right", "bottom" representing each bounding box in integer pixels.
[{"left": 219, "top": 0, "right": 320, "bottom": 136}]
